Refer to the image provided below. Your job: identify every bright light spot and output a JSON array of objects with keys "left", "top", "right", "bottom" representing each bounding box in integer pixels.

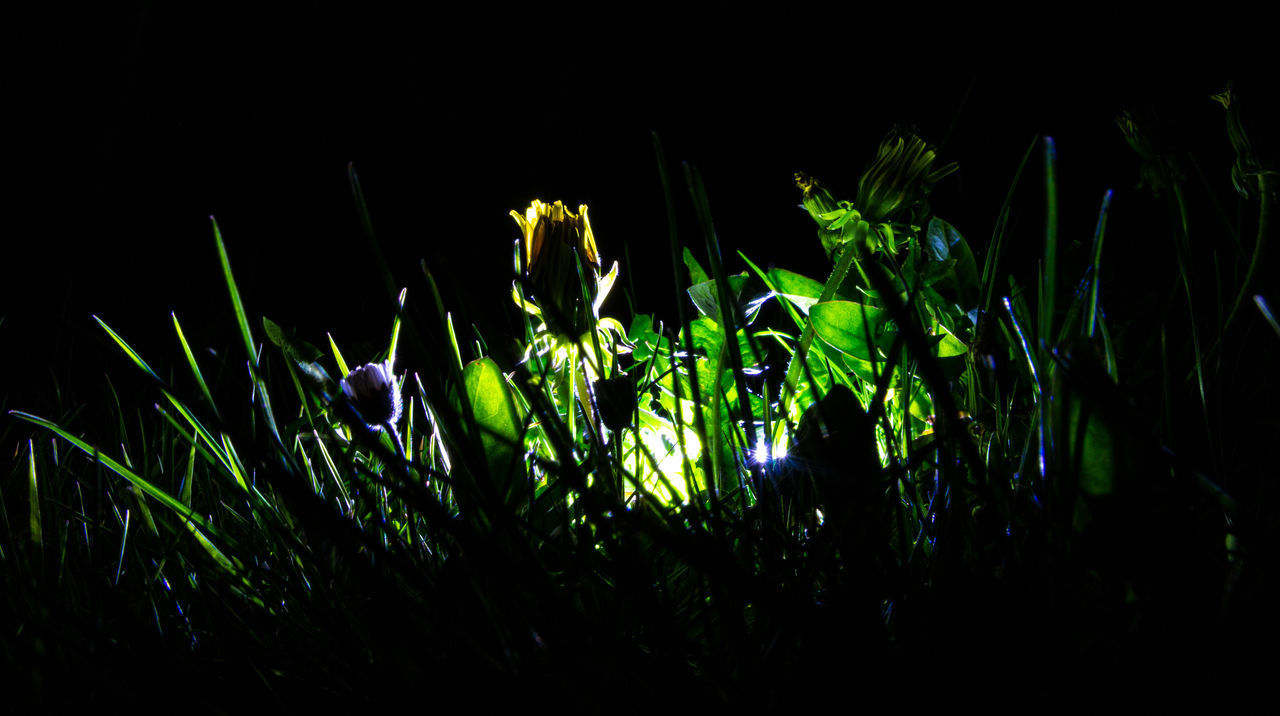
[
  {"left": 751, "top": 435, "right": 787, "bottom": 465},
  {"left": 753, "top": 442, "right": 769, "bottom": 464}
]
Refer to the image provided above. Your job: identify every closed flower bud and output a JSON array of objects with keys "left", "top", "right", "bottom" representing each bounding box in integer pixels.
[
  {"left": 510, "top": 199, "right": 602, "bottom": 336},
  {"left": 795, "top": 172, "right": 862, "bottom": 259},
  {"left": 340, "top": 361, "right": 402, "bottom": 429},
  {"left": 856, "top": 130, "right": 956, "bottom": 223}
]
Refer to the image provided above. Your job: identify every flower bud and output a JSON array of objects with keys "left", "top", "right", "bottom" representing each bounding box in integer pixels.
[
  {"left": 510, "top": 200, "right": 602, "bottom": 336},
  {"left": 340, "top": 361, "right": 402, "bottom": 429},
  {"left": 856, "top": 131, "right": 956, "bottom": 223}
]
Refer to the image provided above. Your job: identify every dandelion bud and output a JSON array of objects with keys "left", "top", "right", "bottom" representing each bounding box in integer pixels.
[
  {"left": 340, "top": 361, "right": 402, "bottom": 429},
  {"left": 795, "top": 172, "right": 861, "bottom": 259},
  {"left": 510, "top": 199, "right": 602, "bottom": 336},
  {"left": 855, "top": 130, "right": 956, "bottom": 223}
]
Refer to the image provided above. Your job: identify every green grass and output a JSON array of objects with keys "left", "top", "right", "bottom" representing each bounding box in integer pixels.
[{"left": 3, "top": 90, "right": 1275, "bottom": 711}]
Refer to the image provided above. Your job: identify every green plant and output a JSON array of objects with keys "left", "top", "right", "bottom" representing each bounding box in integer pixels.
[{"left": 5, "top": 90, "right": 1270, "bottom": 709}]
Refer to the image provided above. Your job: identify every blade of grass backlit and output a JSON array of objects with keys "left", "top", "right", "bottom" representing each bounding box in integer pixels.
[
  {"left": 158, "top": 396, "right": 245, "bottom": 491},
  {"left": 94, "top": 316, "right": 160, "bottom": 381},
  {"left": 389, "top": 288, "right": 407, "bottom": 364},
  {"left": 328, "top": 333, "right": 351, "bottom": 377},
  {"left": 172, "top": 312, "right": 221, "bottom": 421},
  {"left": 213, "top": 217, "right": 257, "bottom": 368},
  {"left": 27, "top": 439, "right": 41, "bottom": 547}
]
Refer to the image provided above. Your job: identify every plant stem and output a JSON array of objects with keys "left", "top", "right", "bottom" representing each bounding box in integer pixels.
[{"left": 780, "top": 242, "right": 860, "bottom": 415}]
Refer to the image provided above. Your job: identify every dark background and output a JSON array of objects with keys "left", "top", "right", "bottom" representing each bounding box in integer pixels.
[{"left": 5, "top": 2, "right": 1274, "bottom": 409}]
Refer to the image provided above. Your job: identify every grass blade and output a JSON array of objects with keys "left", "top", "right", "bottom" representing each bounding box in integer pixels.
[
  {"left": 328, "top": 333, "right": 351, "bottom": 377},
  {"left": 212, "top": 217, "right": 257, "bottom": 368},
  {"left": 27, "top": 439, "right": 41, "bottom": 547},
  {"left": 1086, "top": 190, "right": 1112, "bottom": 338},
  {"left": 10, "top": 410, "right": 221, "bottom": 535},
  {"left": 1040, "top": 137, "right": 1059, "bottom": 345},
  {"left": 172, "top": 311, "right": 222, "bottom": 421},
  {"left": 93, "top": 315, "right": 160, "bottom": 381}
]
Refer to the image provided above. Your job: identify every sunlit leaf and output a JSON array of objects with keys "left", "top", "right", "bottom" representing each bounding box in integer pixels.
[
  {"left": 463, "top": 357, "right": 524, "bottom": 504},
  {"left": 809, "top": 301, "right": 893, "bottom": 361}
]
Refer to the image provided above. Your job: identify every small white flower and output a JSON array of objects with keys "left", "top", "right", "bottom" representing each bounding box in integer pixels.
[{"left": 340, "top": 361, "right": 402, "bottom": 429}]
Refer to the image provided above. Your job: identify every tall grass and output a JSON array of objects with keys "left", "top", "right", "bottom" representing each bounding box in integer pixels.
[{"left": 3, "top": 89, "right": 1274, "bottom": 710}]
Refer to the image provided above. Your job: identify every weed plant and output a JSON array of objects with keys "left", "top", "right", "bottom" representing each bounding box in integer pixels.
[{"left": 3, "top": 88, "right": 1276, "bottom": 711}]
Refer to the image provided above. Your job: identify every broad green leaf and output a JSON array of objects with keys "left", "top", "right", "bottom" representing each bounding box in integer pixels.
[
  {"left": 685, "top": 316, "right": 723, "bottom": 358},
  {"left": 809, "top": 301, "right": 893, "bottom": 361},
  {"left": 463, "top": 357, "right": 524, "bottom": 503},
  {"left": 682, "top": 247, "right": 710, "bottom": 286},
  {"left": 932, "top": 330, "right": 968, "bottom": 358},
  {"left": 627, "top": 314, "right": 670, "bottom": 362},
  {"left": 688, "top": 273, "right": 755, "bottom": 322},
  {"left": 925, "top": 217, "right": 980, "bottom": 310},
  {"left": 766, "top": 267, "right": 826, "bottom": 314}
]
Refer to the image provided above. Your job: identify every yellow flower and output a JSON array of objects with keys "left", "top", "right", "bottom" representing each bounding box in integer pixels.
[{"left": 510, "top": 200, "right": 602, "bottom": 336}]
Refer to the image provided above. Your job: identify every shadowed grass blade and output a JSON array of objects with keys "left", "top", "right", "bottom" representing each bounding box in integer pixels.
[
  {"left": 1086, "top": 190, "right": 1112, "bottom": 338},
  {"left": 1040, "top": 137, "right": 1059, "bottom": 344},
  {"left": 9, "top": 411, "right": 232, "bottom": 559},
  {"left": 981, "top": 135, "right": 1038, "bottom": 313}
]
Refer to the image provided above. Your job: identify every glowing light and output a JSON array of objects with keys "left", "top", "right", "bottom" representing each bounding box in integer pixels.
[
  {"left": 751, "top": 438, "right": 787, "bottom": 465},
  {"left": 753, "top": 442, "right": 768, "bottom": 464}
]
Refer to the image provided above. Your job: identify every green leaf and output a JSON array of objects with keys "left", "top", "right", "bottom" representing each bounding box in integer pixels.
[
  {"left": 932, "top": 330, "right": 968, "bottom": 358},
  {"left": 766, "top": 267, "right": 826, "bottom": 314},
  {"left": 463, "top": 358, "right": 524, "bottom": 503},
  {"left": 688, "top": 273, "right": 756, "bottom": 322},
  {"left": 925, "top": 217, "right": 980, "bottom": 310},
  {"left": 809, "top": 301, "right": 894, "bottom": 361},
  {"left": 683, "top": 247, "right": 710, "bottom": 286},
  {"left": 627, "top": 314, "right": 670, "bottom": 362}
]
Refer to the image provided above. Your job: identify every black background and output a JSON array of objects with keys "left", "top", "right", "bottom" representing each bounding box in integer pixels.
[{"left": 6, "top": 2, "right": 1274, "bottom": 408}]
